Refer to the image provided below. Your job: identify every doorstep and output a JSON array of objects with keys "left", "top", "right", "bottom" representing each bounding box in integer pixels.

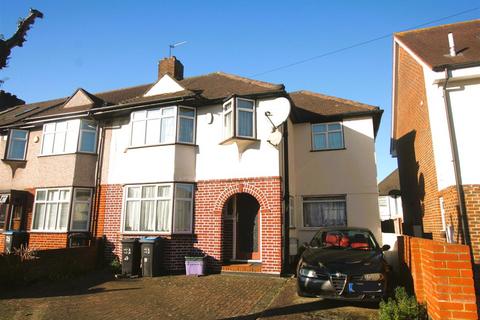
[{"left": 221, "top": 262, "right": 263, "bottom": 273}]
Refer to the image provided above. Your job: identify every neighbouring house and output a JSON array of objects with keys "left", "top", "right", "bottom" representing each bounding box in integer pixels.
[
  {"left": 0, "top": 56, "right": 382, "bottom": 275},
  {"left": 391, "top": 19, "right": 480, "bottom": 261},
  {"left": 378, "top": 169, "right": 403, "bottom": 234}
]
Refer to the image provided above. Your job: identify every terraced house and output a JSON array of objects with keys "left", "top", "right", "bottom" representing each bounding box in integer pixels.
[{"left": 0, "top": 57, "right": 382, "bottom": 274}]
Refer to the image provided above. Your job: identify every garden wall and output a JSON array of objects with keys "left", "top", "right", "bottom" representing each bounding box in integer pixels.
[
  {"left": 0, "top": 240, "right": 103, "bottom": 287},
  {"left": 398, "top": 235, "right": 478, "bottom": 320}
]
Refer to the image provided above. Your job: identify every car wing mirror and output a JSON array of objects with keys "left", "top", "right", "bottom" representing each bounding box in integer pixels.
[{"left": 381, "top": 244, "right": 391, "bottom": 251}]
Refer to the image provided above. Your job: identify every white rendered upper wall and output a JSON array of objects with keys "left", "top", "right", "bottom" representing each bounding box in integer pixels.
[
  {"left": 423, "top": 66, "right": 480, "bottom": 190},
  {"left": 101, "top": 97, "right": 283, "bottom": 184}
]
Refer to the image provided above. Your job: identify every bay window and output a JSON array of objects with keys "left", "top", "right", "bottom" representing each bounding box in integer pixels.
[
  {"left": 129, "top": 106, "right": 195, "bottom": 146},
  {"left": 41, "top": 119, "right": 97, "bottom": 155},
  {"left": 6, "top": 129, "right": 28, "bottom": 160},
  {"left": 222, "top": 97, "right": 256, "bottom": 140},
  {"left": 311, "top": 122, "right": 344, "bottom": 151},
  {"left": 32, "top": 187, "right": 93, "bottom": 232},
  {"left": 123, "top": 183, "right": 194, "bottom": 234},
  {"left": 303, "top": 196, "right": 346, "bottom": 228}
]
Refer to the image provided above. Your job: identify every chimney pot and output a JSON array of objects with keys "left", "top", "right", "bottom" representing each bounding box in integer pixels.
[{"left": 158, "top": 56, "right": 184, "bottom": 80}]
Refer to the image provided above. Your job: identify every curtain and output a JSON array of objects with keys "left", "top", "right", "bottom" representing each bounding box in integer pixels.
[
  {"left": 328, "top": 132, "right": 343, "bottom": 149},
  {"left": 146, "top": 118, "right": 160, "bottom": 144},
  {"left": 313, "top": 134, "right": 326, "bottom": 150},
  {"left": 179, "top": 117, "right": 194, "bottom": 143},
  {"left": 33, "top": 203, "right": 46, "bottom": 230},
  {"left": 238, "top": 110, "right": 253, "bottom": 137},
  {"left": 160, "top": 116, "right": 175, "bottom": 143},
  {"left": 156, "top": 200, "right": 171, "bottom": 232},
  {"left": 141, "top": 200, "right": 155, "bottom": 231},
  {"left": 303, "top": 200, "right": 346, "bottom": 227},
  {"left": 131, "top": 121, "right": 146, "bottom": 146},
  {"left": 125, "top": 201, "right": 140, "bottom": 231},
  {"left": 174, "top": 200, "right": 191, "bottom": 232}
]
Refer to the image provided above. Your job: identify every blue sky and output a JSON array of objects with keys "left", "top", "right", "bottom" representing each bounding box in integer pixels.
[{"left": 1, "top": 1, "right": 479, "bottom": 181}]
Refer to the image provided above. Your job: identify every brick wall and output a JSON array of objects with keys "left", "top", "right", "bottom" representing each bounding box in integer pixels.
[
  {"left": 398, "top": 236, "right": 477, "bottom": 320},
  {"left": 440, "top": 184, "right": 480, "bottom": 263},
  {"left": 394, "top": 46, "right": 442, "bottom": 238},
  {"left": 196, "top": 176, "right": 283, "bottom": 274},
  {"left": 0, "top": 233, "right": 4, "bottom": 252},
  {"left": 100, "top": 176, "right": 283, "bottom": 274}
]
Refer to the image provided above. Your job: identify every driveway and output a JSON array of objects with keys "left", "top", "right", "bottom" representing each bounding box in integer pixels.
[{"left": 0, "top": 272, "right": 378, "bottom": 320}]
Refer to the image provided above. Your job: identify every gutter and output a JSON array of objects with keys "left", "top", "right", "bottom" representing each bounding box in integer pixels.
[{"left": 442, "top": 68, "right": 471, "bottom": 247}]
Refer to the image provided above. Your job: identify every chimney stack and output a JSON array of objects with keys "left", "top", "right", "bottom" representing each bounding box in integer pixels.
[
  {"left": 158, "top": 56, "right": 184, "bottom": 80},
  {"left": 448, "top": 32, "right": 456, "bottom": 57}
]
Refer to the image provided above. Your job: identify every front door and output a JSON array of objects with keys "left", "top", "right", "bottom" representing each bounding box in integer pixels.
[{"left": 235, "top": 194, "right": 260, "bottom": 260}]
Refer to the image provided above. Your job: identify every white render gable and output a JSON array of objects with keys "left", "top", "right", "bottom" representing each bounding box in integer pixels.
[
  {"left": 144, "top": 74, "right": 185, "bottom": 97},
  {"left": 63, "top": 89, "right": 94, "bottom": 108}
]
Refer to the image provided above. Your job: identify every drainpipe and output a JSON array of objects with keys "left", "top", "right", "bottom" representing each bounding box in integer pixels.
[
  {"left": 442, "top": 68, "right": 471, "bottom": 248},
  {"left": 282, "top": 122, "right": 290, "bottom": 274},
  {"left": 91, "top": 121, "right": 106, "bottom": 242}
]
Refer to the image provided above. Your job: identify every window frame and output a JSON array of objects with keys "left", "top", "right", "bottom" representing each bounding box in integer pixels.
[
  {"left": 31, "top": 187, "right": 73, "bottom": 233},
  {"left": 70, "top": 188, "right": 93, "bottom": 232},
  {"left": 129, "top": 105, "right": 196, "bottom": 147},
  {"left": 301, "top": 196, "right": 347, "bottom": 229},
  {"left": 311, "top": 121, "right": 345, "bottom": 151},
  {"left": 173, "top": 183, "right": 194, "bottom": 234},
  {"left": 78, "top": 120, "right": 98, "bottom": 153},
  {"left": 5, "top": 129, "right": 29, "bottom": 160},
  {"left": 222, "top": 97, "right": 256, "bottom": 140},
  {"left": 121, "top": 182, "right": 195, "bottom": 235},
  {"left": 40, "top": 119, "right": 98, "bottom": 156}
]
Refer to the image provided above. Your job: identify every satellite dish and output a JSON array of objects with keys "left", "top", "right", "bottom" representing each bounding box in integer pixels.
[
  {"left": 264, "top": 97, "right": 291, "bottom": 128},
  {"left": 268, "top": 130, "right": 283, "bottom": 146}
]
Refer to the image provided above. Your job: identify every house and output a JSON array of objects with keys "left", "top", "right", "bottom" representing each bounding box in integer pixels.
[
  {"left": 0, "top": 56, "right": 382, "bottom": 274},
  {"left": 378, "top": 169, "right": 403, "bottom": 234},
  {"left": 391, "top": 20, "right": 480, "bottom": 261}
]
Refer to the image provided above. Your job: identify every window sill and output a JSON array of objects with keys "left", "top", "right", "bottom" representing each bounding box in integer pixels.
[
  {"left": 310, "top": 147, "right": 346, "bottom": 153},
  {"left": 38, "top": 152, "right": 97, "bottom": 158},
  {"left": 219, "top": 136, "right": 260, "bottom": 145},
  {"left": 1, "top": 158, "right": 27, "bottom": 163},
  {"left": 121, "top": 231, "right": 194, "bottom": 236},
  {"left": 127, "top": 142, "right": 197, "bottom": 150},
  {"left": 29, "top": 230, "right": 69, "bottom": 233}
]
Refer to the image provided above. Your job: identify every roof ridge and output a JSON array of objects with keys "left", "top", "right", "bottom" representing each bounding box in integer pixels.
[
  {"left": 213, "top": 71, "right": 284, "bottom": 89},
  {"left": 291, "top": 90, "right": 379, "bottom": 110},
  {"left": 395, "top": 18, "right": 480, "bottom": 37}
]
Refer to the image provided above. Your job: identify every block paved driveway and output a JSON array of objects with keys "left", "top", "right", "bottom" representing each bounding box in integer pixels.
[{"left": 0, "top": 271, "right": 378, "bottom": 320}]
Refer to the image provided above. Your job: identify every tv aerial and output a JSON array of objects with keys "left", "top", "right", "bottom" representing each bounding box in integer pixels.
[{"left": 169, "top": 41, "right": 187, "bottom": 57}]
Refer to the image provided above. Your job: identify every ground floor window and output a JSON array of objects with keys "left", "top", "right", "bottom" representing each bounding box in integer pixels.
[
  {"left": 302, "top": 196, "right": 346, "bottom": 227},
  {"left": 123, "top": 183, "right": 194, "bottom": 234},
  {"left": 32, "top": 187, "right": 93, "bottom": 232}
]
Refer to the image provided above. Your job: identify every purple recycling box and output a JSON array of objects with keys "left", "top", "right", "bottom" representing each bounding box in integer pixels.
[{"left": 185, "top": 257, "right": 205, "bottom": 276}]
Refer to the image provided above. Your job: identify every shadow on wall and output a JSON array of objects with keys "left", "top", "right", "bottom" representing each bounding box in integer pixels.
[{"left": 395, "top": 130, "right": 425, "bottom": 236}]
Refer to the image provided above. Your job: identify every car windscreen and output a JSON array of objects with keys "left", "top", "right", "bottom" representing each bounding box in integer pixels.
[{"left": 310, "top": 229, "right": 378, "bottom": 251}]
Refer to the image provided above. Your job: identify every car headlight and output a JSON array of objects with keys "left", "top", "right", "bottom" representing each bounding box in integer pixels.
[
  {"left": 299, "top": 268, "right": 317, "bottom": 278},
  {"left": 361, "top": 273, "right": 384, "bottom": 281}
]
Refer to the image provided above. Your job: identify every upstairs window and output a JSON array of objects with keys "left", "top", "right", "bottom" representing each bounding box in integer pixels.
[
  {"left": 41, "top": 119, "right": 98, "bottom": 155},
  {"left": 222, "top": 97, "right": 256, "bottom": 140},
  {"left": 130, "top": 106, "right": 195, "bottom": 146},
  {"left": 311, "top": 122, "right": 344, "bottom": 151},
  {"left": 6, "top": 129, "right": 28, "bottom": 160}
]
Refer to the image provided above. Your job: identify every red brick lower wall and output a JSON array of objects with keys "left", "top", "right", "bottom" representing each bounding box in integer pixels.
[
  {"left": 439, "top": 185, "right": 480, "bottom": 263},
  {"left": 100, "top": 176, "right": 283, "bottom": 274},
  {"left": 28, "top": 233, "right": 69, "bottom": 250},
  {"left": 0, "top": 234, "right": 4, "bottom": 252},
  {"left": 398, "top": 236, "right": 477, "bottom": 320}
]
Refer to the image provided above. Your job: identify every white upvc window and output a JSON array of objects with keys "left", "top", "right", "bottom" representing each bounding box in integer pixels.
[
  {"left": 173, "top": 184, "right": 194, "bottom": 233},
  {"left": 32, "top": 188, "right": 71, "bottom": 232},
  {"left": 311, "top": 122, "right": 344, "bottom": 150},
  {"left": 122, "top": 183, "right": 194, "bottom": 234},
  {"left": 41, "top": 119, "right": 98, "bottom": 155},
  {"left": 70, "top": 188, "right": 93, "bottom": 231},
  {"left": 302, "top": 196, "right": 347, "bottom": 228},
  {"left": 31, "top": 187, "right": 94, "bottom": 232},
  {"left": 130, "top": 106, "right": 196, "bottom": 147},
  {"left": 439, "top": 197, "right": 446, "bottom": 231},
  {"left": 6, "top": 129, "right": 28, "bottom": 160},
  {"left": 222, "top": 97, "right": 256, "bottom": 140}
]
